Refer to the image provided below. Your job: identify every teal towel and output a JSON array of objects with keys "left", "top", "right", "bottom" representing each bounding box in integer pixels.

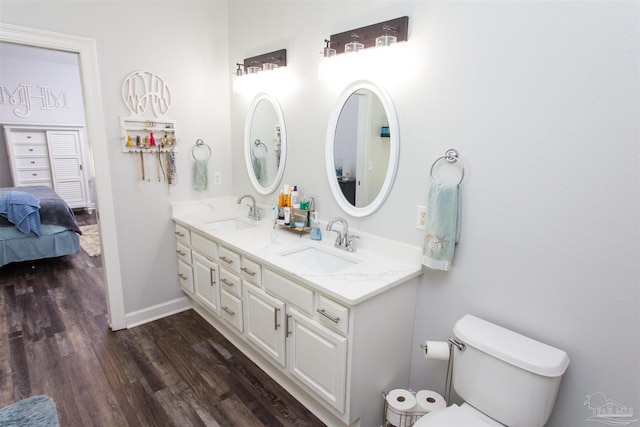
[
  {"left": 422, "top": 183, "right": 461, "bottom": 271},
  {"left": 252, "top": 156, "right": 267, "bottom": 185},
  {"left": 194, "top": 159, "right": 208, "bottom": 190}
]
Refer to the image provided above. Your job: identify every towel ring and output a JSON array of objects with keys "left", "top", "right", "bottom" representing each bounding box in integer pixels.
[
  {"left": 192, "top": 139, "right": 211, "bottom": 161},
  {"left": 251, "top": 139, "right": 268, "bottom": 160},
  {"left": 430, "top": 149, "right": 464, "bottom": 185}
]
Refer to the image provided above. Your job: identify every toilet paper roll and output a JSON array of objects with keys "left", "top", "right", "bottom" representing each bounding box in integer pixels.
[
  {"left": 415, "top": 390, "right": 447, "bottom": 414},
  {"left": 423, "top": 341, "right": 450, "bottom": 361},
  {"left": 386, "top": 389, "right": 417, "bottom": 427}
]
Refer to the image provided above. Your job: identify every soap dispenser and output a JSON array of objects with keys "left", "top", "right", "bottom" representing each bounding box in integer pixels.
[{"left": 310, "top": 212, "right": 322, "bottom": 241}]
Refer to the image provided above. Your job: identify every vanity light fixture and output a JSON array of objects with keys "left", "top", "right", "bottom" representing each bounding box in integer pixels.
[
  {"left": 375, "top": 25, "right": 398, "bottom": 47},
  {"left": 233, "top": 49, "right": 287, "bottom": 94},
  {"left": 324, "top": 16, "right": 408, "bottom": 55},
  {"left": 323, "top": 39, "right": 336, "bottom": 58},
  {"left": 345, "top": 33, "right": 364, "bottom": 54}
]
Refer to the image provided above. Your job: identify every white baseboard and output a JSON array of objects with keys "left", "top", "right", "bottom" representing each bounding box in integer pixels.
[{"left": 125, "top": 296, "right": 192, "bottom": 328}]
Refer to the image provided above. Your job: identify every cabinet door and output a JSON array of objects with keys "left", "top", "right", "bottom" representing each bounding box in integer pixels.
[
  {"left": 46, "top": 130, "right": 88, "bottom": 208},
  {"left": 288, "top": 307, "right": 347, "bottom": 413},
  {"left": 245, "top": 286, "right": 286, "bottom": 367},
  {"left": 193, "top": 251, "right": 220, "bottom": 316}
]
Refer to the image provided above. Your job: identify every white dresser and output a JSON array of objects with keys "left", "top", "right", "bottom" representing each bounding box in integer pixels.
[{"left": 3, "top": 124, "right": 92, "bottom": 210}]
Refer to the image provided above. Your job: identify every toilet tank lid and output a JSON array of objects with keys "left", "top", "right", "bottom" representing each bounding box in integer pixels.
[{"left": 453, "top": 315, "right": 570, "bottom": 377}]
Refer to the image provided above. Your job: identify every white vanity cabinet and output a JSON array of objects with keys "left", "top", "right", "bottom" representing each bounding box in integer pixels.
[
  {"left": 174, "top": 224, "right": 193, "bottom": 294},
  {"left": 192, "top": 233, "right": 220, "bottom": 316},
  {"left": 171, "top": 218, "right": 419, "bottom": 427},
  {"left": 245, "top": 285, "right": 286, "bottom": 367}
]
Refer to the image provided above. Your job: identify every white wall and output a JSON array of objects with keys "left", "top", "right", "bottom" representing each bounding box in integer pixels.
[
  {"left": 0, "top": 1, "right": 233, "bottom": 316},
  {"left": 0, "top": 42, "right": 88, "bottom": 188},
  {"left": 228, "top": 1, "right": 639, "bottom": 426},
  {"left": 1, "top": 1, "right": 637, "bottom": 425}
]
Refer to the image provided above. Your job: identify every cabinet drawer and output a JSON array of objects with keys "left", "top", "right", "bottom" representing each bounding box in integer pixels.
[
  {"left": 221, "top": 289, "right": 243, "bottom": 332},
  {"left": 316, "top": 295, "right": 349, "bottom": 336},
  {"left": 191, "top": 232, "right": 217, "bottom": 261},
  {"left": 16, "top": 169, "right": 52, "bottom": 181},
  {"left": 241, "top": 257, "right": 262, "bottom": 286},
  {"left": 176, "top": 242, "right": 191, "bottom": 265},
  {"left": 178, "top": 259, "right": 194, "bottom": 294},
  {"left": 11, "top": 131, "right": 47, "bottom": 144},
  {"left": 220, "top": 268, "right": 242, "bottom": 298},
  {"left": 264, "top": 269, "right": 314, "bottom": 316},
  {"left": 218, "top": 246, "right": 241, "bottom": 274},
  {"left": 174, "top": 223, "right": 191, "bottom": 246},
  {"left": 13, "top": 144, "right": 48, "bottom": 156},
  {"left": 15, "top": 157, "right": 50, "bottom": 169}
]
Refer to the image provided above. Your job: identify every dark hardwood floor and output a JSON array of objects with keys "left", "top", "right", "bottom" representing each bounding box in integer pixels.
[{"left": 0, "top": 211, "right": 325, "bottom": 426}]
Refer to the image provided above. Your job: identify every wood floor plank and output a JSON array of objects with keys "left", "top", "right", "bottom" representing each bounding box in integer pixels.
[{"left": 0, "top": 210, "right": 326, "bottom": 426}]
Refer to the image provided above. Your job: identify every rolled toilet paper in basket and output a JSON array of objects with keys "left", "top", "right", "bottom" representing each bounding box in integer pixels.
[
  {"left": 423, "top": 340, "right": 449, "bottom": 361},
  {"left": 415, "top": 390, "right": 447, "bottom": 414},
  {"left": 386, "top": 389, "right": 417, "bottom": 427}
]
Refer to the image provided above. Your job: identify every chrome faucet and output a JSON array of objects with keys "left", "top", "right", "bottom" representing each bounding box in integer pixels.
[
  {"left": 237, "top": 194, "right": 262, "bottom": 220},
  {"left": 326, "top": 216, "right": 359, "bottom": 252}
]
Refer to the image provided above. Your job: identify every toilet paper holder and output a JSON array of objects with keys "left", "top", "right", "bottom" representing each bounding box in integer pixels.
[{"left": 419, "top": 337, "right": 466, "bottom": 354}]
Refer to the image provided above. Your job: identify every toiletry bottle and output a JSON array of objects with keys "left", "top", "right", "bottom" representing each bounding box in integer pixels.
[
  {"left": 310, "top": 212, "right": 322, "bottom": 241},
  {"left": 292, "top": 185, "right": 300, "bottom": 209},
  {"left": 284, "top": 207, "right": 291, "bottom": 226}
]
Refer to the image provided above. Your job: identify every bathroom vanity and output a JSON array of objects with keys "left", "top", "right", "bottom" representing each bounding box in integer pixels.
[{"left": 171, "top": 198, "right": 423, "bottom": 427}]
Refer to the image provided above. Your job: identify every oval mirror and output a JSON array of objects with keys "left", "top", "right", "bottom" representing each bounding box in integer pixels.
[
  {"left": 244, "top": 93, "right": 287, "bottom": 194},
  {"left": 325, "top": 81, "right": 399, "bottom": 217}
]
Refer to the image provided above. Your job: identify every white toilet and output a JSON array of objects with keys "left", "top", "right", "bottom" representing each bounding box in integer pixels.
[{"left": 415, "top": 315, "right": 570, "bottom": 427}]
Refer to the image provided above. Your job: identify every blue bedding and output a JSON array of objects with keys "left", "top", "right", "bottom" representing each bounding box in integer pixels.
[
  {"left": 0, "top": 185, "right": 81, "bottom": 234},
  {"left": 0, "top": 186, "right": 82, "bottom": 267},
  {"left": 0, "top": 224, "right": 79, "bottom": 267}
]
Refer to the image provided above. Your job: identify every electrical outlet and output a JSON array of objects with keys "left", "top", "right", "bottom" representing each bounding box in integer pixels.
[
  {"left": 416, "top": 206, "right": 427, "bottom": 230},
  {"left": 213, "top": 172, "right": 221, "bottom": 185}
]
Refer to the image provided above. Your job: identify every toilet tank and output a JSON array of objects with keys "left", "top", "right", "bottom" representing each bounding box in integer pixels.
[{"left": 452, "top": 315, "right": 570, "bottom": 427}]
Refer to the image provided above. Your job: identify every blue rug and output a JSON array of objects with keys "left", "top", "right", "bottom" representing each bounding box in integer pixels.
[{"left": 0, "top": 395, "right": 60, "bottom": 427}]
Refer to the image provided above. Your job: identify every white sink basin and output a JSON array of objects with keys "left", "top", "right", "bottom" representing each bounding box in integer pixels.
[
  {"left": 280, "top": 246, "right": 357, "bottom": 274},
  {"left": 204, "top": 218, "right": 255, "bottom": 231}
]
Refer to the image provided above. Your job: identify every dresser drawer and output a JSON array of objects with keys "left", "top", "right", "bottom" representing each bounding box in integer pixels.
[
  {"left": 13, "top": 144, "right": 49, "bottom": 156},
  {"left": 221, "top": 289, "right": 243, "bottom": 332},
  {"left": 264, "top": 269, "right": 314, "bottom": 316},
  {"left": 176, "top": 242, "right": 191, "bottom": 265},
  {"left": 218, "top": 246, "right": 241, "bottom": 274},
  {"left": 220, "top": 268, "right": 242, "bottom": 298},
  {"left": 191, "top": 232, "right": 217, "bottom": 261},
  {"left": 15, "top": 157, "right": 50, "bottom": 169},
  {"left": 174, "top": 223, "right": 190, "bottom": 246},
  {"left": 11, "top": 131, "right": 47, "bottom": 144},
  {"left": 16, "top": 169, "right": 52, "bottom": 181},
  {"left": 316, "top": 295, "right": 349, "bottom": 336},
  {"left": 241, "top": 257, "right": 262, "bottom": 286}
]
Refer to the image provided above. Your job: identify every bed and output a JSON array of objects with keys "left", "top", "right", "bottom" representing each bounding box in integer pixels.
[{"left": 0, "top": 185, "right": 82, "bottom": 268}]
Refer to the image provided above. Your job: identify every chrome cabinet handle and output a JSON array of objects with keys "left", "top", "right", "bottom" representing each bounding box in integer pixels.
[
  {"left": 176, "top": 249, "right": 186, "bottom": 256},
  {"left": 220, "top": 278, "right": 234, "bottom": 287},
  {"left": 274, "top": 307, "right": 280, "bottom": 330},
  {"left": 222, "top": 306, "right": 235, "bottom": 317},
  {"left": 174, "top": 231, "right": 185, "bottom": 237},
  {"left": 285, "top": 314, "right": 292, "bottom": 337},
  {"left": 210, "top": 268, "right": 216, "bottom": 286},
  {"left": 219, "top": 256, "right": 233, "bottom": 264},
  {"left": 240, "top": 267, "right": 256, "bottom": 276},
  {"left": 316, "top": 308, "right": 340, "bottom": 324},
  {"left": 178, "top": 273, "right": 187, "bottom": 280}
]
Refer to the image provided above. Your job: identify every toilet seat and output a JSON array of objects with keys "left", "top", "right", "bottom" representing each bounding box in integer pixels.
[{"left": 413, "top": 404, "right": 503, "bottom": 426}]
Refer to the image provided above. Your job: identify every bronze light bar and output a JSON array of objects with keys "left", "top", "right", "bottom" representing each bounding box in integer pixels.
[{"left": 329, "top": 16, "right": 409, "bottom": 53}]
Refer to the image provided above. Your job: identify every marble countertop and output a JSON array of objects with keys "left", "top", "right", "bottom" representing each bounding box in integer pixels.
[{"left": 171, "top": 198, "right": 424, "bottom": 306}]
